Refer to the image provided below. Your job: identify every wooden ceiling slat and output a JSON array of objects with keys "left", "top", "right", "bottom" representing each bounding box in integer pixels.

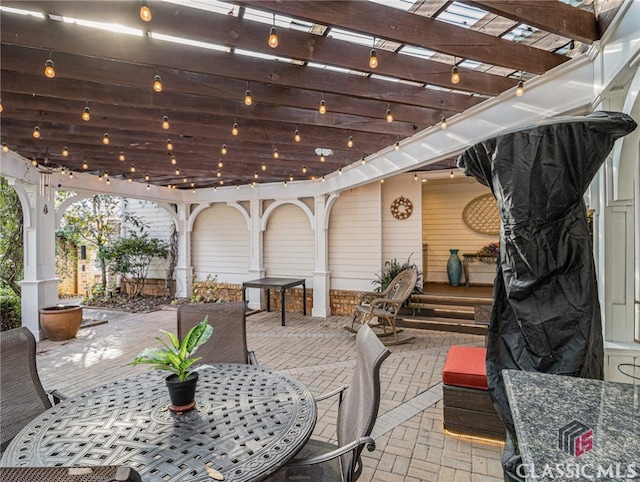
[
  {"left": 234, "top": 0, "right": 568, "bottom": 74},
  {"left": 464, "top": 1, "right": 598, "bottom": 45}
]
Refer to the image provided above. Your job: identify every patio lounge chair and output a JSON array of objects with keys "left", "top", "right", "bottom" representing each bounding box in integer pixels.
[
  {"left": 0, "top": 327, "right": 66, "bottom": 452},
  {"left": 177, "top": 301, "right": 258, "bottom": 365},
  {"left": 0, "top": 466, "right": 142, "bottom": 481},
  {"left": 270, "top": 323, "right": 391, "bottom": 482},
  {"left": 347, "top": 268, "right": 418, "bottom": 345}
]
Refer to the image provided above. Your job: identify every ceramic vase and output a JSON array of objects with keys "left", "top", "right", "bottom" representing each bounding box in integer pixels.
[{"left": 447, "top": 249, "right": 462, "bottom": 287}]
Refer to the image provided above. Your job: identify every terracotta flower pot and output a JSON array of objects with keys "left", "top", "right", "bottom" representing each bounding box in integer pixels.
[{"left": 39, "top": 305, "right": 83, "bottom": 341}]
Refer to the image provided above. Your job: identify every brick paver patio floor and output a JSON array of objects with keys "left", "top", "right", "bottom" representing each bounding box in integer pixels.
[{"left": 32, "top": 305, "right": 504, "bottom": 482}]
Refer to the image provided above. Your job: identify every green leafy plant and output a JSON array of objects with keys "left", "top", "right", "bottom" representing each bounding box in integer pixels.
[
  {"left": 372, "top": 254, "right": 423, "bottom": 295},
  {"left": 190, "top": 274, "right": 228, "bottom": 303},
  {"left": 130, "top": 317, "right": 213, "bottom": 381}
]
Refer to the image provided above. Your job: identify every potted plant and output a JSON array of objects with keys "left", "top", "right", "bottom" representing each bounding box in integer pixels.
[{"left": 131, "top": 317, "right": 213, "bottom": 413}]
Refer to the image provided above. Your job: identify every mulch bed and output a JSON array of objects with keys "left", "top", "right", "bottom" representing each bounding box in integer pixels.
[{"left": 82, "top": 295, "right": 174, "bottom": 313}]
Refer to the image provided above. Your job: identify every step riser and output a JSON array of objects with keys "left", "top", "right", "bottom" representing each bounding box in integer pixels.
[
  {"left": 397, "top": 317, "right": 487, "bottom": 336},
  {"left": 408, "top": 308, "right": 475, "bottom": 320}
]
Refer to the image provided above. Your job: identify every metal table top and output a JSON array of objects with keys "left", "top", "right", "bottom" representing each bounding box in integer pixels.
[{"left": 2, "top": 364, "right": 317, "bottom": 482}]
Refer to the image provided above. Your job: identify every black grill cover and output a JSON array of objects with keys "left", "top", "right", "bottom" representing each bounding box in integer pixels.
[{"left": 456, "top": 111, "right": 637, "bottom": 442}]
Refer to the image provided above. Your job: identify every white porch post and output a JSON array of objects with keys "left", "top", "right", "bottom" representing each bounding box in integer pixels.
[
  {"left": 15, "top": 180, "right": 59, "bottom": 340},
  {"left": 246, "top": 199, "right": 265, "bottom": 310},
  {"left": 174, "top": 203, "right": 192, "bottom": 298},
  {"left": 312, "top": 195, "right": 330, "bottom": 317}
]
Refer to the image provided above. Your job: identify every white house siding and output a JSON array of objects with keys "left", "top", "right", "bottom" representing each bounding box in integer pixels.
[
  {"left": 381, "top": 173, "right": 423, "bottom": 283},
  {"left": 422, "top": 177, "right": 497, "bottom": 285},
  {"left": 123, "top": 199, "right": 173, "bottom": 279},
  {"left": 263, "top": 203, "right": 314, "bottom": 283},
  {"left": 191, "top": 203, "right": 250, "bottom": 283},
  {"left": 328, "top": 183, "right": 381, "bottom": 291}
]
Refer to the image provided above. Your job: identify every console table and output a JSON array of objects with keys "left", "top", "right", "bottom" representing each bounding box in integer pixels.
[
  {"left": 503, "top": 370, "right": 639, "bottom": 481},
  {"left": 2, "top": 364, "right": 317, "bottom": 482},
  {"left": 461, "top": 253, "right": 497, "bottom": 287},
  {"left": 242, "top": 277, "right": 306, "bottom": 326}
]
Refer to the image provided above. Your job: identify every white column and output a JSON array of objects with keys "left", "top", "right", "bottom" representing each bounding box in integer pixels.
[
  {"left": 174, "top": 203, "right": 192, "bottom": 298},
  {"left": 246, "top": 199, "right": 265, "bottom": 309},
  {"left": 312, "top": 195, "right": 331, "bottom": 317},
  {"left": 16, "top": 181, "right": 59, "bottom": 340}
]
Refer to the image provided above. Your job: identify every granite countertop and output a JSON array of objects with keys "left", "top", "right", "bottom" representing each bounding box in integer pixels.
[{"left": 503, "top": 370, "right": 639, "bottom": 481}]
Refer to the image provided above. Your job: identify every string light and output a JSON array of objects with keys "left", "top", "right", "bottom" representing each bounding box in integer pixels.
[
  {"left": 254, "top": 171, "right": 258, "bottom": 179},
  {"left": 236, "top": 184, "right": 240, "bottom": 190},
  {"left": 140, "top": 1, "right": 152, "bottom": 22},
  {"left": 147, "top": 184, "right": 150, "bottom": 190},
  {"left": 294, "top": 127, "right": 301, "bottom": 142},
  {"left": 82, "top": 160, "right": 88, "bottom": 169},
  {"left": 440, "top": 114, "right": 447, "bottom": 130},
  {"left": 302, "top": 165, "right": 307, "bottom": 174},
  {"left": 361, "top": 155, "right": 366, "bottom": 165},
  {"left": 251, "top": 181, "right": 256, "bottom": 188},
  {"left": 2, "top": 142, "right": 9, "bottom": 153},
  {"left": 219, "top": 180, "right": 224, "bottom": 185},
  {"left": 44, "top": 54, "right": 55, "bottom": 79},
  {"left": 451, "top": 65, "right": 460, "bottom": 84},
  {"left": 153, "top": 75, "right": 162, "bottom": 93},
  {"left": 244, "top": 82, "right": 253, "bottom": 106},
  {"left": 106, "top": 175, "right": 111, "bottom": 185},
  {"left": 162, "top": 115, "right": 170, "bottom": 130},
  {"left": 369, "top": 49, "right": 378, "bottom": 69},
  {"left": 0, "top": 99, "right": 3, "bottom": 113},
  {"left": 321, "top": 176, "right": 325, "bottom": 182},
  {"left": 231, "top": 120, "right": 239, "bottom": 136},
  {"left": 170, "top": 155, "right": 177, "bottom": 165},
  {"left": 516, "top": 72, "right": 525, "bottom": 97},
  {"left": 145, "top": 173, "right": 150, "bottom": 181},
  {"left": 414, "top": 173, "right": 418, "bottom": 182},
  {"left": 221, "top": 144, "right": 227, "bottom": 155},
  {"left": 386, "top": 105, "right": 393, "bottom": 123},
  {"left": 62, "top": 146, "right": 69, "bottom": 157},
  {"left": 268, "top": 14, "right": 278, "bottom": 48},
  {"left": 339, "top": 168, "right": 342, "bottom": 175},
  {"left": 127, "top": 177, "right": 132, "bottom": 183},
  {"left": 31, "top": 158, "right": 38, "bottom": 167},
  {"left": 217, "top": 170, "right": 221, "bottom": 177},
  {"left": 289, "top": 173, "right": 293, "bottom": 181},
  {"left": 102, "top": 133, "right": 110, "bottom": 145},
  {"left": 450, "top": 169, "right": 454, "bottom": 178},
  {"left": 82, "top": 102, "right": 91, "bottom": 121},
  {"left": 284, "top": 180, "right": 288, "bottom": 187},
  {"left": 183, "top": 177, "right": 188, "bottom": 183},
  {"left": 319, "top": 95, "right": 326, "bottom": 114},
  {"left": 166, "top": 139, "right": 173, "bottom": 151},
  {"left": 98, "top": 172, "right": 103, "bottom": 181},
  {"left": 320, "top": 154, "right": 325, "bottom": 162},
  {"left": 69, "top": 171, "right": 74, "bottom": 179},
  {"left": 175, "top": 167, "right": 180, "bottom": 176},
  {"left": 394, "top": 139, "right": 400, "bottom": 151},
  {"left": 130, "top": 164, "right": 136, "bottom": 173},
  {"left": 273, "top": 147, "right": 279, "bottom": 159},
  {"left": 218, "top": 159, "right": 223, "bottom": 168},
  {"left": 119, "top": 151, "right": 125, "bottom": 161},
  {"left": 32, "top": 125, "right": 41, "bottom": 139},
  {"left": 261, "top": 162, "right": 266, "bottom": 171},
  {"left": 347, "top": 135, "right": 354, "bottom": 148}
]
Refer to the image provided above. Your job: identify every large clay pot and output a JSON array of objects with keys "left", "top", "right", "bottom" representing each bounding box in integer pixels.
[
  {"left": 166, "top": 371, "right": 199, "bottom": 413},
  {"left": 39, "top": 305, "right": 83, "bottom": 341}
]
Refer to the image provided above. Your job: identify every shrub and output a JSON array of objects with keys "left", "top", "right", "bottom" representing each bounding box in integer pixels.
[
  {"left": 0, "top": 286, "right": 21, "bottom": 331},
  {"left": 190, "top": 274, "right": 228, "bottom": 303},
  {"left": 372, "top": 254, "right": 423, "bottom": 295}
]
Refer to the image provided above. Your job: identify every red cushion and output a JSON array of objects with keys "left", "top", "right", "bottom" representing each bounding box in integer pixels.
[{"left": 442, "top": 346, "right": 488, "bottom": 390}]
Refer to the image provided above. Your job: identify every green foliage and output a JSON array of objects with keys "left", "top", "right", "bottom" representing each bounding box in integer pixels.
[
  {"left": 60, "top": 194, "right": 146, "bottom": 292},
  {"left": 130, "top": 317, "right": 213, "bottom": 381},
  {"left": 0, "top": 286, "right": 21, "bottom": 331},
  {"left": 0, "top": 177, "right": 24, "bottom": 296},
  {"left": 190, "top": 274, "right": 228, "bottom": 303},
  {"left": 55, "top": 226, "right": 81, "bottom": 283},
  {"left": 101, "top": 233, "right": 169, "bottom": 297},
  {"left": 372, "top": 254, "right": 423, "bottom": 294}
]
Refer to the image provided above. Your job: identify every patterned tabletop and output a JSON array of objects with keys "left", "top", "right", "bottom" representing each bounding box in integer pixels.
[{"left": 1, "top": 364, "right": 317, "bottom": 482}]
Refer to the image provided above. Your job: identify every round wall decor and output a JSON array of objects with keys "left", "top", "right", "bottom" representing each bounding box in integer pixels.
[
  {"left": 390, "top": 196, "right": 413, "bottom": 220},
  {"left": 462, "top": 193, "right": 500, "bottom": 235}
]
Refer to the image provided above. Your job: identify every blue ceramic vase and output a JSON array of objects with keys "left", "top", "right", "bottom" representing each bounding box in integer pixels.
[{"left": 447, "top": 249, "right": 462, "bottom": 286}]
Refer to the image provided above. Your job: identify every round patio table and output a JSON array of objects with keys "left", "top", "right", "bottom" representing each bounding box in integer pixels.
[{"left": 1, "top": 364, "right": 317, "bottom": 482}]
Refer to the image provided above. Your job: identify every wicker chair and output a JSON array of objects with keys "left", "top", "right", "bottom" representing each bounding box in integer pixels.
[
  {"left": 177, "top": 301, "right": 258, "bottom": 365},
  {"left": 0, "top": 466, "right": 142, "bottom": 481},
  {"left": 0, "top": 327, "right": 66, "bottom": 452},
  {"left": 348, "top": 268, "right": 418, "bottom": 345},
  {"left": 270, "top": 323, "right": 391, "bottom": 482}
]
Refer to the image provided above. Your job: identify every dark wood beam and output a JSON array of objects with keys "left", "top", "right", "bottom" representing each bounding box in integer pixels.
[
  {"left": 464, "top": 1, "right": 598, "bottom": 44},
  {"left": 235, "top": 0, "right": 568, "bottom": 74}
]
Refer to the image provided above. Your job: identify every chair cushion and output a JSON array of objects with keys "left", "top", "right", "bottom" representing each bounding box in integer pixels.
[{"left": 442, "top": 346, "right": 488, "bottom": 390}]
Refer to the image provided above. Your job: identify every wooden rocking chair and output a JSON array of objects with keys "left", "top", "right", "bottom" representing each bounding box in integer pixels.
[{"left": 346, "top": 268, "right": 418, "bottom": 345}]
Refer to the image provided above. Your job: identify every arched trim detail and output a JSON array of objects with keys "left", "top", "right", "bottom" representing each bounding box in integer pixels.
[
  {"left": 261, "top": 199, "right": 314, "bottom": 232},
  {"left": 55, "top": 192, "right": 92, "bottom": 228},
  {"left": 323, "top": 192, "right": 341, "bottom": 230},
  {"left": 188, "top": 203, "right": 213, "bottom": 231}
]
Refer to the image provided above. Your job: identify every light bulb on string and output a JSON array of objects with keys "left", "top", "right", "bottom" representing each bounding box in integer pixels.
[
  {"left": 254, "top": 171, "right": 258, "bottom": 179},
  {"left": 140, "top": 2, "right": 152, "bottom": 22},
  {"left": 294, "top": 127, "right": 301, "bottom": 142},
  {"left": 127, "top": 177, "right": 132, "bottom": 183},
  {"left": 44, "top": 55, "right": 55, "bottom": 79},
  {"left": 394, "top": 139, "right": 400, "bottom": 151},
  {"left": 162, "top": 115, "right": 170, "bottom": 130},
  {"left": 119, "top": 151, "right": 125, "bottom": 161},
  {"left": 369, "top": 49, "right": 378, "bottom": 69},
  {"left": 175, "top": 167, "right": 180, "bottom": 176},
  {"left": 166, "top": 139, "right": 173, "bottom": 151},
  {"left": 216, "top": 170, "right": 221, "bottom": 178},
  {"left": 32, "top": 125, "right": 41, "bottom": 139},
  {"left": 268, "top": 14, "right": 278, "bottom": 48},
  {"left": 244, "top": 82, "right": 253, "bottom": 106},
  {"left": 347, "top": 135, "right": 354, "bottom": 148},
  {"left": 385, "top": 105, "right": 393, "bottom": 123},
  {"left": 31, "top": 158, "right": 38, "bottom": 167},
  {"left": 221, "top": 144, "right": 227, "bottom": 155},
  {"left": 440, "top": 114, "right": 447, "bottom": 130},
  {"left": 232, "top": 120, "right": 239, "bottom": 136},
  {"left": 130, "top": 164, "right": 136, "bottom": 173},
  {"left": 218, "top": 159, "right": 223, "bottom": 169},
  {"left": 273, "top": 147, "right": 279, "bottom": 159},
  {"left": 102, "top": 133, "right": 110, "bottom": 145},
  {"left": 153, "top": 75, "right": 162, "bottom": 93},
  {"left": 319, "top": 95, "right": 326, "bottom": 114},
  {"left": 302, "top": 165, "right": 307, "bottom": 174},
  {"left": 144, "top": 173, "right": 150, "bottom": 181},
  {"left": 261, "top": 162, "right": 266, "bottom": 171},
  {"left": 82, "top": 103, "right": 91, "bottom": 121},
  {"left": 2, "top": 142, "right": 9, "bottom": 153},
  {"left": 69, "top": 171, "right": 74, "bottom": 179},
  {"left": 451, "top": 65, "right": 460, "bottom": 84},
  {"left": 170, "top": 155, "right": 177, "bottom": 165},
  {"left": 62, "top": 146, "right": 69, "bottom": 157},
  {"left": 82, "top": 160, "right": 88, "bottom": 169},
  {"left": 320, "top": 154, "right": 325, "bottom": 162}
]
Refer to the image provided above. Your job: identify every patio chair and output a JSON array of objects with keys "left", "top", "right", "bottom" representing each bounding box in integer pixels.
[
  {"left": 0, "top": 327, "right": 66, "bottom": 452},
  {"left": 347, "top": 268, "right": 418, "bottom": 345},
  {"left": 0, "top": 466, "right": 142, "bottom": 481},
  {"left": 177, "top": 301, "right": 258, "bottom": 365},
  {"left": 270, "top": 323, "right": 391, "bottom": 482}
]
